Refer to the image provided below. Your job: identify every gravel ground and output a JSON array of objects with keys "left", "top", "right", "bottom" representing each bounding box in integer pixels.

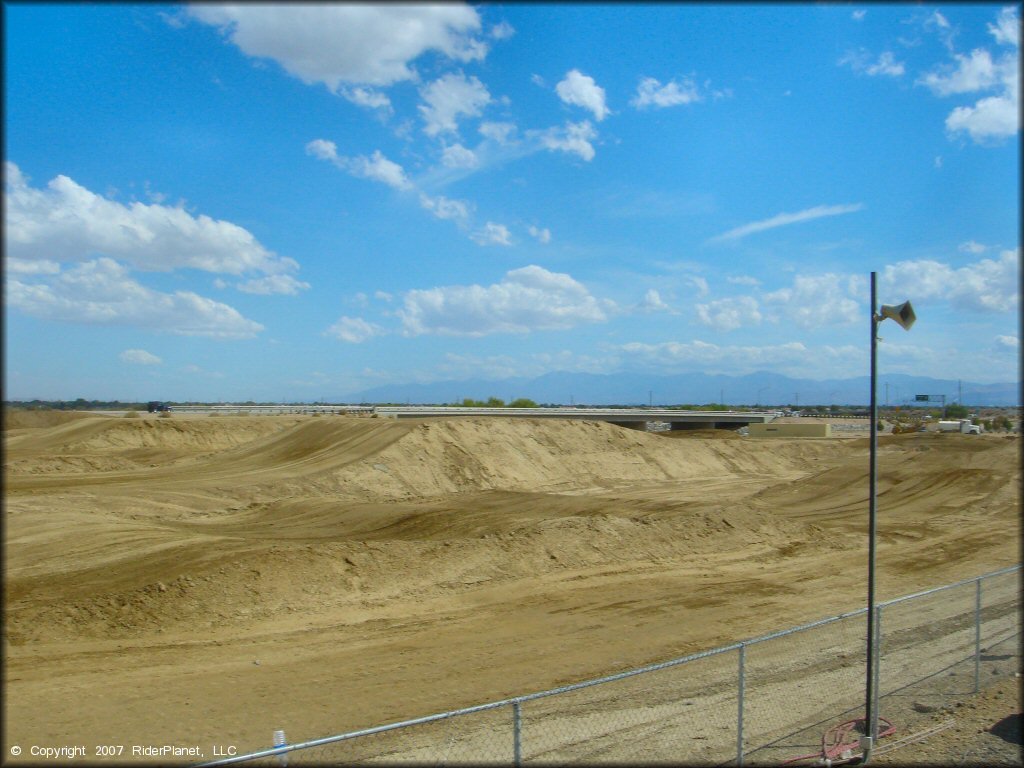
[{"left": 872, "top": 674, "right": 1021, "bottom": 766}]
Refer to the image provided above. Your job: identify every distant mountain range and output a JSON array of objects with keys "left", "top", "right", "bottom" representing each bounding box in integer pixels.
[{"left": 340, "top": 371, "right": 1020, "bottom": 408}]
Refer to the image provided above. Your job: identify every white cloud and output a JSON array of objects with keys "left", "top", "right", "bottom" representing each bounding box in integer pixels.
[
  {"left": 4, "top": 162, "right": 298, "bottom": 276},
  {"left": 882, "top": 249, "right": 1019, "bottom": 313},
  {"left": 637, "top": 288, "right": 671, "bottom": 313},
  {"left": 479, "top": 121, "right": 517, "bottom": 144},
  {"left": 306, "top": 142, "right": 412, "bottom": 190},
  {"left": 535, "top": 120, "right": 598, "bottom": 162},
  {"left": 687, "top": 276, "right": 710, "bottom": 298},
  {"left": 237, "top": 274, "right": 311, "bottom": 295},
  {"left": 5, "top": 257, "right": 61, "bottom": 275},
  {"left": 189, "top": 5, "right": 487, "bottom": 89},
  {"left": 631, "top": 76, "right": 701, "bottom": 108},
  {"left": 470, "top": 222, "right": 512, "bottom": 246},
  {"left": 727, "top": 275, "right": 761, "bottom": 287},
  {"left": 344, "top": 150, "right": 412, "bottom": 190},
  {"left": 6, "top": 257, "right": 264, "bottom": 338},
  {"left": 920, "top": 49, "right": 1002, "bottom": 95},
  {"left": 994, "top": 334, "right": 1019, "bottom": 349},
  {"left": 441, "top": 143, "right": 479, "bottom": 169},
  {"left": 555, "top": 70, "right": 610, "bottom": 121},
  {"left": 708, "top": 203, "right": 864, "bottom": 243},
  {"left": 989, "top": 6, "right": 1020, "bottom": 47},
  {"left": 325, "top": 316, "right": 385, "bottom": 344},
  {"left": 840, "top": 49, "right": 905, "bottom": 77},
  {"left": 340, "top": 86, "right": 391, "bottom": 111},
  {"left": 120, "top": 349, "right": 162, "bottom": 366},
  {"left": 959, "top": 240, "right": 989, "bottom": 254},
  {"left": 918, "top": 8, "right": 1020, "bottom": 144},
  {"left": 490, "top": 21, "right": 515, "bottom": 40},
  {"left": 528, "top": 225, "right": 551, "bottom": 244},
  {"left": 418, "top": 72, "right": 491, "bottom": 137},
  {"left": 852, "top": 10, "right": 866, "bottom": 21},
  {"left": 695, "top": 296, "right": 762, "bottom": 331},
  {"left": 764, "top": 274, "right": 861, "bottom": 328},
  {"left": 945, "top": 91, "right": 1019, "bottom": 142},
  {"left": 397, "top": 265, "right": 612, "bottom": 336},
  {"left": 419, "top": 193, "right": 471, "bottom": 222},
  {"left": 866, "top": 51, "right": 905, "bottom": 77}
]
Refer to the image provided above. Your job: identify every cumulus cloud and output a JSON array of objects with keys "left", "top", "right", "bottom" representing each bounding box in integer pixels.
[
  {"left": 120, "top": 349, "right": 162, "bottom": 365},
  {"left": 994, "top": 334, "right": 1019, "bottom": 349},
  {"left": 397, "top": 265, "right": 612, "bottom": 336},
  {"left": 881, "top": 249, "right": 1019, "bottom": 312},
  {"left": 696, "top": 296, "right": 762, "bottom": 331},
  {"left": 470, "top": 222, "right": 512, "bottom": 246},
  {"left": 4, "top": 162, "right": 298, "bottom": 276},
  {"left": 306, "top": 141, "right": 412, "bottom": 190},
  {"left": 727, "top": 275, "right": 761, "bottom": 287},
  {"left": 418, "top": 72, "right": 491, "bottom": 137},
  {"left": 236, "top": 274, "right": 311, "bottom": 295},
  {"left": 441, "top": 143, "right": 479, "bottom": 169},
  {"left": 989, "top": 6, "right": 1020, "bottom": 46},
  {"left": 959, "top": 240, "right": 989, "bottom": 254},
  {"left": 708, "top": 203, "right": 864, "bottom": 243},
  {"left": 535, "top": 120, "right": 598, "bottom": 162},
  {"left": 419, "top": 193, "right": 471, "bottom": 222},
  {"left": 189, "top": 5, "right": 487, "bottom": 89},
  {"left": 631, "top": 76, "right": 702, "bottom": 108},
  {"left": 325, "top": 316, "right": 385, "bottom": 343},
  {"left": 6, "top": 257, "right": 264, "bottom": 338},
  {"left": 490, "top": 21, "right": 515, "bottom": 40},
  {"left": 839, "top": 49, "right": 905, "bottom": 77},
  {"left": 479, "top": 121, "right": 517, "bottom": 144},
  {"left": 918, "top": 7, "right": 1020, "bottom": 144},
  {"left": 339, "top": 86, "right": 391, "bottom": 111},
  {"left": 637, "top": 288, "right": 671, "bottom": 313},
  {"left": 920, "top": 48, "right": 1005, "bottom": 96},
  {"left": 555, "top": 70, "right": 610, "bottom": 121},
  {"left": 5, "top": 257, "right": 61, "bottom": 275},
  {"left": 687, "top": 276, "right": 710, "bottom": 297},
  {"left": 764, "top": 274, "right": 862, "bottom": 328},
  {"left": 528, "top": 225, "right": 551, "bottom": 244}
]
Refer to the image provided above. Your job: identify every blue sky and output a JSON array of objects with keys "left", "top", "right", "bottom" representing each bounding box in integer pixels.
[{"left": 4, "top": 3, "right": 1020, "bottom": 402}]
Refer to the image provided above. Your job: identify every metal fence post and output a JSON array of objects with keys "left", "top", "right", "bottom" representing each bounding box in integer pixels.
[
  {"left": 974, "top": 577, "right": 982, "bottom": 694},
  {"left": 513, "top": 701, "right": 522, "bottom": 767},
  {"left": 737, "top": 643, "right": 746, "bottom": 767},
  {"left": 872, "top": 605, "right": 882, "bottom": 740}
]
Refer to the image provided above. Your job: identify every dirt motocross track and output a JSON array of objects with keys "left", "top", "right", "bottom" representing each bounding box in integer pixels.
[{"left": 2, "top": 411, "right": 1019, "bottom": 762}]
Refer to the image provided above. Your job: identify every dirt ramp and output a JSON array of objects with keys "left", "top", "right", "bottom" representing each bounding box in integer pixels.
[
  {"left": 2, "top": 408, "right": 102, "bottom": 431},
  {"left": 265, "top": 417, "right": 822, "bottom": 502}
]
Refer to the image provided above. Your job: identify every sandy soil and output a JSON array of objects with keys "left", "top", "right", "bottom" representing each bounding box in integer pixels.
[{"left": 2, "top": 410, "right": 1019, "bottom": 763}]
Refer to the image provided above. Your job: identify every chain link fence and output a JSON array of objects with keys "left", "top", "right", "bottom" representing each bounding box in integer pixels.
[{"left": 197, "top": 565, "right": 1019, "bottom": 767}]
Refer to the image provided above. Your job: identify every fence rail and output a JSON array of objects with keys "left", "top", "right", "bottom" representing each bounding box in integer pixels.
[{"left": 197, "top": 564, "right": 1020, "bottom": 766}]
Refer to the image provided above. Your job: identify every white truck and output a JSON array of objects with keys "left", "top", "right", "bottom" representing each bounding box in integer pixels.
[{"left": 938, "top": 419, "right": 981, "bottom": 434}]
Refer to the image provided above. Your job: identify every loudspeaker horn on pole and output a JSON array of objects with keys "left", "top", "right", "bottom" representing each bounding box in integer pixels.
[{"left": 879, "top": 301, "right": 916, "bottom": 331}]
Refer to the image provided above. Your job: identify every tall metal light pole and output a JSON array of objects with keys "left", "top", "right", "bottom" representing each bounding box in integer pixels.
[{"left": 863, "top": 272, "right": 915, "bottom": 763}]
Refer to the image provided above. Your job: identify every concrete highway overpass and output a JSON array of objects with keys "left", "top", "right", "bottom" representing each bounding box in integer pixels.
[{"left": 372, "top": 406, "right": 779, "bottom": 431}]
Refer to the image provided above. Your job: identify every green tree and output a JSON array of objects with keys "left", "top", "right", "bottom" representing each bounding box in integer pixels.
[
  {"left": 945, "top": 404, "right": 969, "bottom": 419},
  {"left": 509, "top": 398, "right": 538, "bottom": 408}
]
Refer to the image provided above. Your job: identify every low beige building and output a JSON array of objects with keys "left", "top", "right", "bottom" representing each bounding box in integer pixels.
[{"left": 748, "top": 422, "right": 831, "bottom": 438}]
